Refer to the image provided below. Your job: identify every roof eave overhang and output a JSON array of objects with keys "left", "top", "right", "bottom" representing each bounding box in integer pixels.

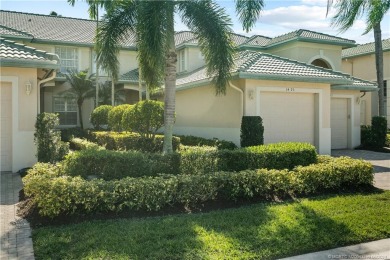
[
  {"left": 0, "top": 59, "right": 59, "bottom": 69},
  {"left": 238, "top": 72, "right": 351, "bottom": 84},
  {"left": 28, "top": 38, "right": 137, "bottom": 50},
  {"left": 266, "top": 37, "right": 356, "bottom": 49},
  {"left": 331, "top": 85, "right": 378, "bottom": 92},
  {"left": 0, "top": 34, "right": 34, "bottom": 41},
  {"left": 342, "top": 49, "right": 390, "bottom": 59}
]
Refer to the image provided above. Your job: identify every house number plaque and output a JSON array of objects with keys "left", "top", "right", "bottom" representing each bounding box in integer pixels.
[{"left": 286, "top": 88, "right": 295, "bottom": 92}]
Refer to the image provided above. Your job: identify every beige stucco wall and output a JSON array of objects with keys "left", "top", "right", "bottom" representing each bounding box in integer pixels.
[
  {"left": 0, "top": 67, "right": 39, "bottom": 171},
  {"left": 174, "top": 82, "right": 243, "bottom": 144},
  {"left": 118, "top": 50, "right": 138, "bottom": 75},
  {"left": 186, "top": 47, "right": 205, "bottom": 72},
  {"left": 342, "top": 51, "right": 390, "bottom": 124},
  {"left": 267, "top": 42, "right": 342, "bottom": 71}
]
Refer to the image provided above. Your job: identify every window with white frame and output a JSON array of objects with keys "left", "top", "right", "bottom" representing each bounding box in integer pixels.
[
  {"left": 177, "top": 49, "right": 186, "bottom": 72},
  {"left": 55, "top": 46, "right": 78, "bottom": 73},
  {"left": 53, "top": 97, "right": 78, "bottom": 126}
]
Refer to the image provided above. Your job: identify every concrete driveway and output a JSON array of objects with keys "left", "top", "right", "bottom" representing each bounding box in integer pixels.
[{"left": 331, "top": 149, "right": 390, "bottom": 190}]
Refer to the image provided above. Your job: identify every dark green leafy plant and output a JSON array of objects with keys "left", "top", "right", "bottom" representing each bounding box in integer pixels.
[
  {"left": 108, "top": 104, "right": 133, "bottom": 132},
  {"left": 371, "top": 116, "right": 387, "bottom": 148},
  {"left": 240, "top": 116, "right": 264, "bottom": 147},
  {"left": 176, "top": 135, "right": 237, "bottom": 150},
  {"left": 122, "top": 100, "right": 164, "bottom": 139},
  {"left": 90, "top": 105, "right": 113, "bottom": 130},
  {"left": 34, "top": 113, "right": 69, "bottom": 163}
]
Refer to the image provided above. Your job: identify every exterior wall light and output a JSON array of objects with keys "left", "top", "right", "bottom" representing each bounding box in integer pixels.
[
  {"left": 25, "top": 81, "right": 32, "bottom": 95},
  {"left": 248, "top": 89, "right": 254, "bottom": 100}
]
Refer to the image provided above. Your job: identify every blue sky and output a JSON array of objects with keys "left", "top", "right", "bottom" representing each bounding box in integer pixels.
[{"left": 1, "top": 0, "right": 389, "bottom": 44}]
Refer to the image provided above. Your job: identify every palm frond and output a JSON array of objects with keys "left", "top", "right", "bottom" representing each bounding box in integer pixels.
[
  {"left": 235, "top": 0, "right": 264, "bottom": 32},
  {"left": 136, "top": 1, "right": 169, "bottom": 90},
  {"left": 364, "top": 0, "right": 390, "bottom": 34},
  {"left": 331, "top": 0, "right": 367, "bottom": 32},
  {"left": 95, "top": 1, "right": 137, "bottom": 81},
  {"left": 178, "top": 0, "right": 235, "bottom": 95}
]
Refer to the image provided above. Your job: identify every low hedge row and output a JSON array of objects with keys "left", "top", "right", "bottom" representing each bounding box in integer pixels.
[
  {"left": 90, "top": 131, "right": 180, "bottom": 153},
  {"left": 24, "top": 157, "right": 374, "bottom": 217},
  {"left": 175, "top": 135, "right": 237, "bottom": 150},
  {"left": 69, "top": 138, "right": 104, "bottom": 151},
  {"left": 62, "top": 142, "right": 317, "bottom": 180}
]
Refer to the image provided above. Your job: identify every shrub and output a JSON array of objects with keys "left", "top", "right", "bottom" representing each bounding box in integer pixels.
[
  {"left": 371, "top": 116, "right": 387, "bottom": 148},
  {"left": 122, "top": 100, "right": 164, "bottom": 138},
  {"left": 386, "top": 134, "right": 390, "bottom": 147},
  {"left": 108, "top": 104, "right": 133, "bottom": 131},
  {"left": 240, "top": 116, "right": 264, "bottom": 147},
  {"left": 361, "top": 125, "right": 372, "bottom": 147},
  {"left": 60, "top": 127, "right": 89, "bottom": 142},
  {"left": 69, "top": 138, "right": 104, "bottom": 151},
  {"left": 34, "top": 113, "right": 69, "bottom": 163},
  {"left": 90, "top": 105, "right": 113, "bottom": 130},
  {"left": 90, "top": 131, "right": 180, "bottom": 153},
  {"left": 176, "top": 135, "right": 237, "bottom": 150},
  {"left": 24, "top": 156, "right": 373, "bottom": 217}
]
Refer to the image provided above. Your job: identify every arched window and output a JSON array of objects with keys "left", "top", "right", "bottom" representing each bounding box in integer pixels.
[{"left": 311, "top": 59, "right": 331, "bottom": 69}]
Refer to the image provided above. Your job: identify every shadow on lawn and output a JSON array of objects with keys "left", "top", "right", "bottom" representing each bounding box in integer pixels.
[{"left": 31, "top": 191, "right": 384, "bottom": 260}]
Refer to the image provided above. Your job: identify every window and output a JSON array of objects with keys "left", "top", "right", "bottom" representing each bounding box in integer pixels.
[
  {"left": 55, "top": 46, "right": 78, "bottom": 73},
  {"left": 177, "top": 49, "right": 186, "bottom": 72},
  {"left": 53, "top": 97, "right": 78, "bottom": 125}
]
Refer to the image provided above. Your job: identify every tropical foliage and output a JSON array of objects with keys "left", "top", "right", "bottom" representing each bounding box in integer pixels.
[{"left": 95, "top": 0, "right": 264, "bottom": 153}]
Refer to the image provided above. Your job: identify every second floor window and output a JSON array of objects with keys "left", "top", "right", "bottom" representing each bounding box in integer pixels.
[
  {"left": 177, "top": 49, "right": 187, "bottom": 72},
  {"left": 55, "top": 46, "right": 78, "bottom": 74}
]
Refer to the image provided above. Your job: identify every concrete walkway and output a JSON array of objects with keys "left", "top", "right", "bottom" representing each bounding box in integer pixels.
[{"left": 0, "top": 172, "right": 34, "bottom": 260}]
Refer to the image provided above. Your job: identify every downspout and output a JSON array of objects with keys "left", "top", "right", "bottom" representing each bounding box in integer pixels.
[
  {"left": 37, "top": 70, "right": 57, "bottom": 114},
  {"left": 229, "top": 81, "right": 244, "bottom": 117}
]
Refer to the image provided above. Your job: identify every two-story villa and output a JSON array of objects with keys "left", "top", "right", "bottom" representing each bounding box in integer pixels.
[{"left": 0, "top": 10, "right": 377, "bottom": 172}]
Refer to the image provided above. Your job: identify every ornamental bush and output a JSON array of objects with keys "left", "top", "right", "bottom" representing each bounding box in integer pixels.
[
  {"left": 371, "top": 116, "right": 387, "bottom": 148},
  {"left": 23, "top": 156, "right": 373, "bottom": 217},
  {"left": 240, "top": 116, "right": 264, "bottom": 147},
  {"left": 108, "top": 104, "right": 133, "bottom": 131},
  {"left": 176, "top": 135, "right": 237, "bottom": 150},
  {"left": 122, "top": 100, "right": 164, "bottom": 138},
  {"left": 90, "top": 131, "right": 180, "bottom": 153},
  {"left": 90, "top": 105, "right": 113, "bottom": 130},
  {"left": 34, "top": 113, "right": 69, "bottom": 163},
  {"left": 69, "top": 138, "right": 104, "bottom": 151}
]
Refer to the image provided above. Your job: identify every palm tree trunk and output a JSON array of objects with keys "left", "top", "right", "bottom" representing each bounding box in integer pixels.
[
  {"left": 138, "top": 66, "right": 142, "bottom": 101},
  {"left": 95, "top": 6, "right": 99, "bottom": 108},
  {"left": 163, "top": 7, "right": 177, "bottom": 154},
  {"left": 78, "top": 100, "right": 84, "bottom": 129},
  {"left": 111, "top": 80, "right": 115, "bottom": 106},
  {"left": 374, "top": 23, "right": 385, "bottom": 117}
]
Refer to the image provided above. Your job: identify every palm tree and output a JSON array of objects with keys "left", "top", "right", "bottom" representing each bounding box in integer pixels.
[
  {"left": 96, "top": 0, "right": 264, "bottom": 153},
  {"left": 328, "top": 0, "right": 390, "bottom": 117},
  {"left": 97, "top": 81, "right": 125, "bottom": 105},
  {"left": 63, "top": 69, "right": 95, "bottom": 129}
]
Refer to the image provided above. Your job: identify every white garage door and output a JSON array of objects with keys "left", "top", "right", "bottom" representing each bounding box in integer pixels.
[
  {"left": 0, "top": 82, "right": 12, "bottom": 172},
  {"left": 331, "top": 98, "right": 348, "bottom": 149},
  {"left": 260, "top": 92, "right": 315, "bottom": 145}
]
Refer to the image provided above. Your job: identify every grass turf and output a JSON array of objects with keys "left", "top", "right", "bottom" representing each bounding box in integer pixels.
[{"left": 32, "top": 191, "right": 390, "bottom": 259}]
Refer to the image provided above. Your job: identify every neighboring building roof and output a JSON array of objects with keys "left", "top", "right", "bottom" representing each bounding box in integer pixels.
[
  {"left": 120, "top": 50, "right": 376, "bottom": 91},
  {"left": 342, "top": 38, "right": 390, "bottom": 58},
  {"left": 265, "top": 29, "right": 356, "bottom": 48},
  {"left": 0, "top": 37, "right": 59, "bottom": 68},
  {"left": 175, "top": 31, "right": 196, "bottom": 46},
  {"left": 0, "top": 10, "right": 137, "bottom": 47},
  {"left": 242, "top": 35, "right": 271, "bottom": 47}
]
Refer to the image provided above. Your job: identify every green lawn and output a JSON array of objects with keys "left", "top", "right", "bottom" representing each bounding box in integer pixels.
[{"left": 32, "top": 191, "right": 390, "bottom": 260}]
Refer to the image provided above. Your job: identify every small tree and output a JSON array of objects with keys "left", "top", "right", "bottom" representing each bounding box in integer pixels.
[
  {"left": 122, "top": 100, "right": 164, "bottom": 139},
  {"left": 63, "top": 69, "right": 95, "bottom": 129},
  {"left": 108, "top": 104, "right": 133, "bottom": 132},
  {"left": 240, "top": 116, "right": 264, "bottom": 147},
  {"left": 90, "top": 105, "right": 113, "bottom": 130},
  {"left": 34, "top": 113, "right": 69, "bottom": 163}
]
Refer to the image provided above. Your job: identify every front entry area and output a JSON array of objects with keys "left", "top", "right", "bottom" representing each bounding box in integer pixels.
[
  {"left": 260, "top": 91, "right": 315, "bottom": 145},
  {"left": 331, "top": 98, "right": 349, "bottom": 149},
  {"left": 0, "top": 82, "right": 12, "bottom": 171}
]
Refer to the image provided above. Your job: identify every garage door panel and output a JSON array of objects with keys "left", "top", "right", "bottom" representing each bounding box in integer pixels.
[
  {"left": 260, "top": 92, "right": 315, "bottom": 145},
  {"left": 331, "top": 98, "right": 348, "bottom": 149},
  {"left": 1, "top": 82, "right": 12, "bottom": 172}
]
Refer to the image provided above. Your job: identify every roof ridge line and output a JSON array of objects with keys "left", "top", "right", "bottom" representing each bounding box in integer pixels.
[
  {"left": 298, "top": 28, "right": 355, "bottom": 43},
  {"left": 0, "top": 9, "right": 95, "bottom": 22}
]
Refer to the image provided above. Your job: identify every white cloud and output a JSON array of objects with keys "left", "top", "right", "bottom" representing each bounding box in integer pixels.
[{"left": 300, "top": 0, "right": 327, "bottom": 6}]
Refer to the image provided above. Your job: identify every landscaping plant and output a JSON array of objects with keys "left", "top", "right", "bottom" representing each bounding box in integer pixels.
[
  {"left": 240, "top": 116, "right": 264, "bottom": 147},
  {"left": 90, "top": 105, "right": 113, "bottom": 130},
  {"left": 107, "top": 104, "right": 133, "bottom": 131}
]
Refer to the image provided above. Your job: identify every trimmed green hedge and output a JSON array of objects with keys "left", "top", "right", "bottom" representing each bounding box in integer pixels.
[
  {"left": 69, "top": 138, "right": 104, "bottom": 151},
  {"left": 23, "top": 157, "right": 374, "bottom": 217},
  {"left": 108, "top": 104, "right": 133, "bottom": 132},
  {"left": 90, "top": 105, "right": 113, "bottom": 130},
  {"left": 61, "top": 142, "right": 317, "bottom": 180},
  {"left": 90, "top": 131, "right": 180, "bottom": 153},
  {"left": 240, "top": 116, "right": 264, "bottom": 147},
  {"left": 176, "top": 135, "right": 237, "bottom": 150}
]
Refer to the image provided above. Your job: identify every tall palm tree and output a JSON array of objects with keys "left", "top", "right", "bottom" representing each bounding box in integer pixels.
[
  {"left": 96, "top": 0, "right": 264, "bottom": 153},
  {"left": 63, "top": 69, "right": 95, "bottom": 129},
  {"left": 97, "top": 81, "right": 125, "bottom": 106},
  {"left": 328, "top": 0, "right": 390, "bottom": 117}
]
